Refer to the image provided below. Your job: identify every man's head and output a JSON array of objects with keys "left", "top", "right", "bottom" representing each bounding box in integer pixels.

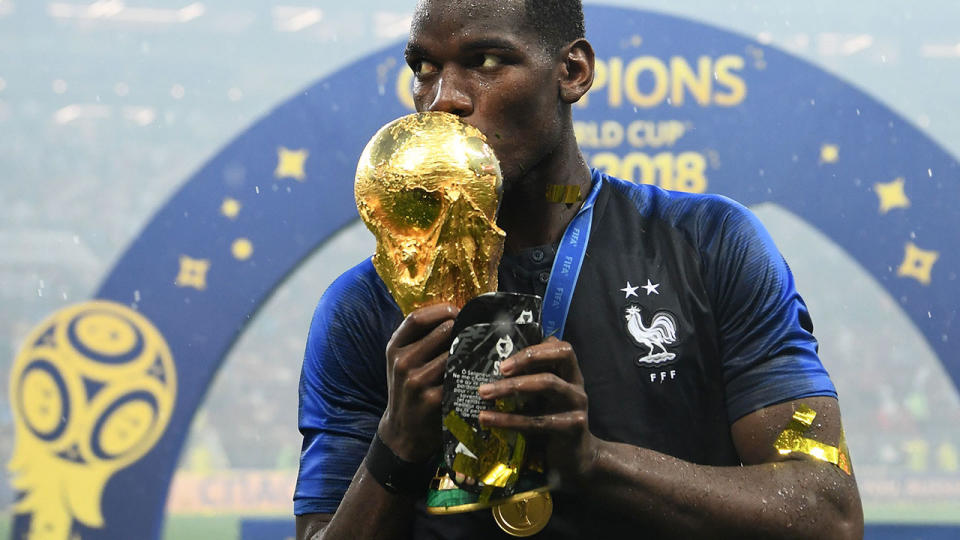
[
  {"left": 405, "top": 0, "right": 593, "bottom": 184},
  {"left": 519, "top": 0, "right": 585, "bottom": 55}
]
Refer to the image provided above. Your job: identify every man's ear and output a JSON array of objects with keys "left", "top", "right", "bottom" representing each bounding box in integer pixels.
[{"left": 559, "top": 38, "right": 595, "bottom": 104}]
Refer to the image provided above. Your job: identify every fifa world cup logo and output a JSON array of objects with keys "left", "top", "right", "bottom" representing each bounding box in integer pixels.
[{"left": 8, "top": 301, "right": 177, "bottom": 539}]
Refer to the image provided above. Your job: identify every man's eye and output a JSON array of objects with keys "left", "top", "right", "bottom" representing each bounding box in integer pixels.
[
  {"left": 415, "top": 61, "right": 438, "bottom": 75},
  {"left": 481, "top": 54, "right": 502, "bottom": 68}
]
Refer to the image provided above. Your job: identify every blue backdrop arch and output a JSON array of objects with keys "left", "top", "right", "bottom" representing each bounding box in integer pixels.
[{"left": 10, "top": 5, "right": 959, "bottom": 539}]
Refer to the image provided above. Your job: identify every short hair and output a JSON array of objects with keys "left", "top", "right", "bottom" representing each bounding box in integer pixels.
[{"left": 522, "top": 0, "right": 585, "bottom": 53}]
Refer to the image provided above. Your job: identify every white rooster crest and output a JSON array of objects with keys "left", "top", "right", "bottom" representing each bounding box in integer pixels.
[{"left": 624, "top": 304, "right": 677, "bottom": 365}]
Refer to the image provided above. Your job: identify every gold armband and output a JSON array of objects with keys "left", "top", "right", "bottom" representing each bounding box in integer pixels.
[{"left": 773, "top": 404, "right": 852, "bottom": 475}]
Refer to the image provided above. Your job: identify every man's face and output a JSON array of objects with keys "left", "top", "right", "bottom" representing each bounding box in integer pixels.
[{"left": 405, "top": 0, "right": 563, "bottom": 184}]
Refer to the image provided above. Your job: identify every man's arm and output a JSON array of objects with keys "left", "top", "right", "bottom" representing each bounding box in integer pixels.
[
  {"left": 581, "top": 396, "right": 861, "bottom": 538},
  {"left": 296, "top": 514, "right": 331, "bottom": 540},
  {"left": 297, "top": 303, "right": 458, "bottom": 540},
  {"left": 478, "top": 339, "right": 863, "bottom": 539},
  {"left": 296, "top": 462, "right": 417, "bottom": 540}
]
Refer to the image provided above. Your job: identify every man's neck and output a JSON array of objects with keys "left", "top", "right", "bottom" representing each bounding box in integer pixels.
[{"left": 497, "top": 136, "right": 592, "bottom": 254}]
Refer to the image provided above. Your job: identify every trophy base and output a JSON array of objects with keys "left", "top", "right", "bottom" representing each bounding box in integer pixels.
[{"left": 425, "top": 472, "right": 550, "bottom": 514}]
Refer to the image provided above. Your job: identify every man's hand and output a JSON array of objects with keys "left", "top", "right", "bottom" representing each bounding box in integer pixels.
[
  {"left": 474, "top": 340, "right": 863, "bottom": 538},
  {"left": 379, "top": 303, "right": 459, "bottom": 462},
  {"left": 476, "top": 336, "right": 600, "bottom": 486},
  {"left": 297, "top": 303, "right": 459, "bottom": 540}
]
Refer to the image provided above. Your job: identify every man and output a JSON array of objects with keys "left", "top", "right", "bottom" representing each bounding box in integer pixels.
[{"left": 296, "top": 0, "right": 864, "bottom": 538}]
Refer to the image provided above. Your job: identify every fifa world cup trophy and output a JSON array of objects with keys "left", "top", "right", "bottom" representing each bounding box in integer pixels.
[{"left": 355, "top": 112, "right": 553, "bottom": 536}]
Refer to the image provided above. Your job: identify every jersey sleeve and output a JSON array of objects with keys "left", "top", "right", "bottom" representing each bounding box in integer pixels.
[
  {"left": 700, "top": 198, "right": 837, "bottom": 422},
  {"left": 294, "top": 259, "right": 401, "bottom": 515}
]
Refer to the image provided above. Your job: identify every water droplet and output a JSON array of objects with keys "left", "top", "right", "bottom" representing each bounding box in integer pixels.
[
  {"left": 255, "top": 185, "right": 260, "bottom": 194},
  {"left": 134, "top": 290, "right": 141, "bottom": 302},
  {"left": 927, "top": 168, "right": 933, "bottom": 177}
]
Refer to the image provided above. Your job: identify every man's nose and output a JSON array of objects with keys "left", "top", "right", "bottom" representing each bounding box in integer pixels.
[{"left": 426, "top": 73, "right": 473, "bottom": 117}]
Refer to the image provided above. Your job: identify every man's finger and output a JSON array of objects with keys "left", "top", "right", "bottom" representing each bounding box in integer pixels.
[
  {"left": 391, "top": 319, "right": 455, "bottom": 373},
  {"left": 500, "top": 337, "right": 583, "bottom": 384},
  {"left": 478, "top": 373, "right": 587, "bottom": 410},
  {"left": 421, "top": 385, "right": 443, "bottom": 408},
  {"left": 408, "top": 316, "right": 456, "bottom": 355},
  {"left": 408, "top": 351, "right": 448, "bottom": 389},
  {"left": 389, "top": 303, "right": 459, "bottom": 348},
  {"left": 478, "top": 410, "right": 589, "bottom": 434}
]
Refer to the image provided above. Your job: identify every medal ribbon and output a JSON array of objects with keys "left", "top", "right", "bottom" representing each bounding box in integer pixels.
[{"left": 541, "top": 170, "right": 603, "bottom": 339}]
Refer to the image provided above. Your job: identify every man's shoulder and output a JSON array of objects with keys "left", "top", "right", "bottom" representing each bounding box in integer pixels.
[
  {"left": 600, "top": 171, "right": 750, "bottom": 233},
  {"left": 304, "top": 257, "right": 400, "bottom": 373},
  {"left": 311, "top": 257, "right": 399, "bottom": 328},
  {"left": 320, "top": 257, "right": 389, "bottom": 305}
]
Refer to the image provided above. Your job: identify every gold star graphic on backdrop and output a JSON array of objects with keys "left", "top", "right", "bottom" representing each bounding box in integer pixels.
[
  {"left": 820, "top": 144, "right": 839, "bottom": 164},
  {"left": 175, "top": 255, "right": 210, "bottom": 290},
  {"left": 897, "top": 242, "right": 939, "bottom": 285},
  {"left": 274, "top": 147, "right": 308, "bottom": 181},
  {"left": 221, "top": 197, "right": 241, "bottom": 219},
  {"left": 231, "top": 238, "right": 253, "bottom": 261},
  {"left": 874, "top": 177, "right": 910, "bottom": 214}
]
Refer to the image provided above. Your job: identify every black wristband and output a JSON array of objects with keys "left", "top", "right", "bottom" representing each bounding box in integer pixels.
[{"left": 364, "top": 432, "right": 436, "bottom": 496}]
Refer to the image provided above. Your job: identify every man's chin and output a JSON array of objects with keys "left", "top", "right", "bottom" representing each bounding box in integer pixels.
[{"left": 499, "top": 167, "right": 540, "bottom": 196}]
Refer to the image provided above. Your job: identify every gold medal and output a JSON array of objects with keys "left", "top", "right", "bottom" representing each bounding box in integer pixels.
[{"left": 491, "top": 492, "right": 552, "bottom": 537}]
